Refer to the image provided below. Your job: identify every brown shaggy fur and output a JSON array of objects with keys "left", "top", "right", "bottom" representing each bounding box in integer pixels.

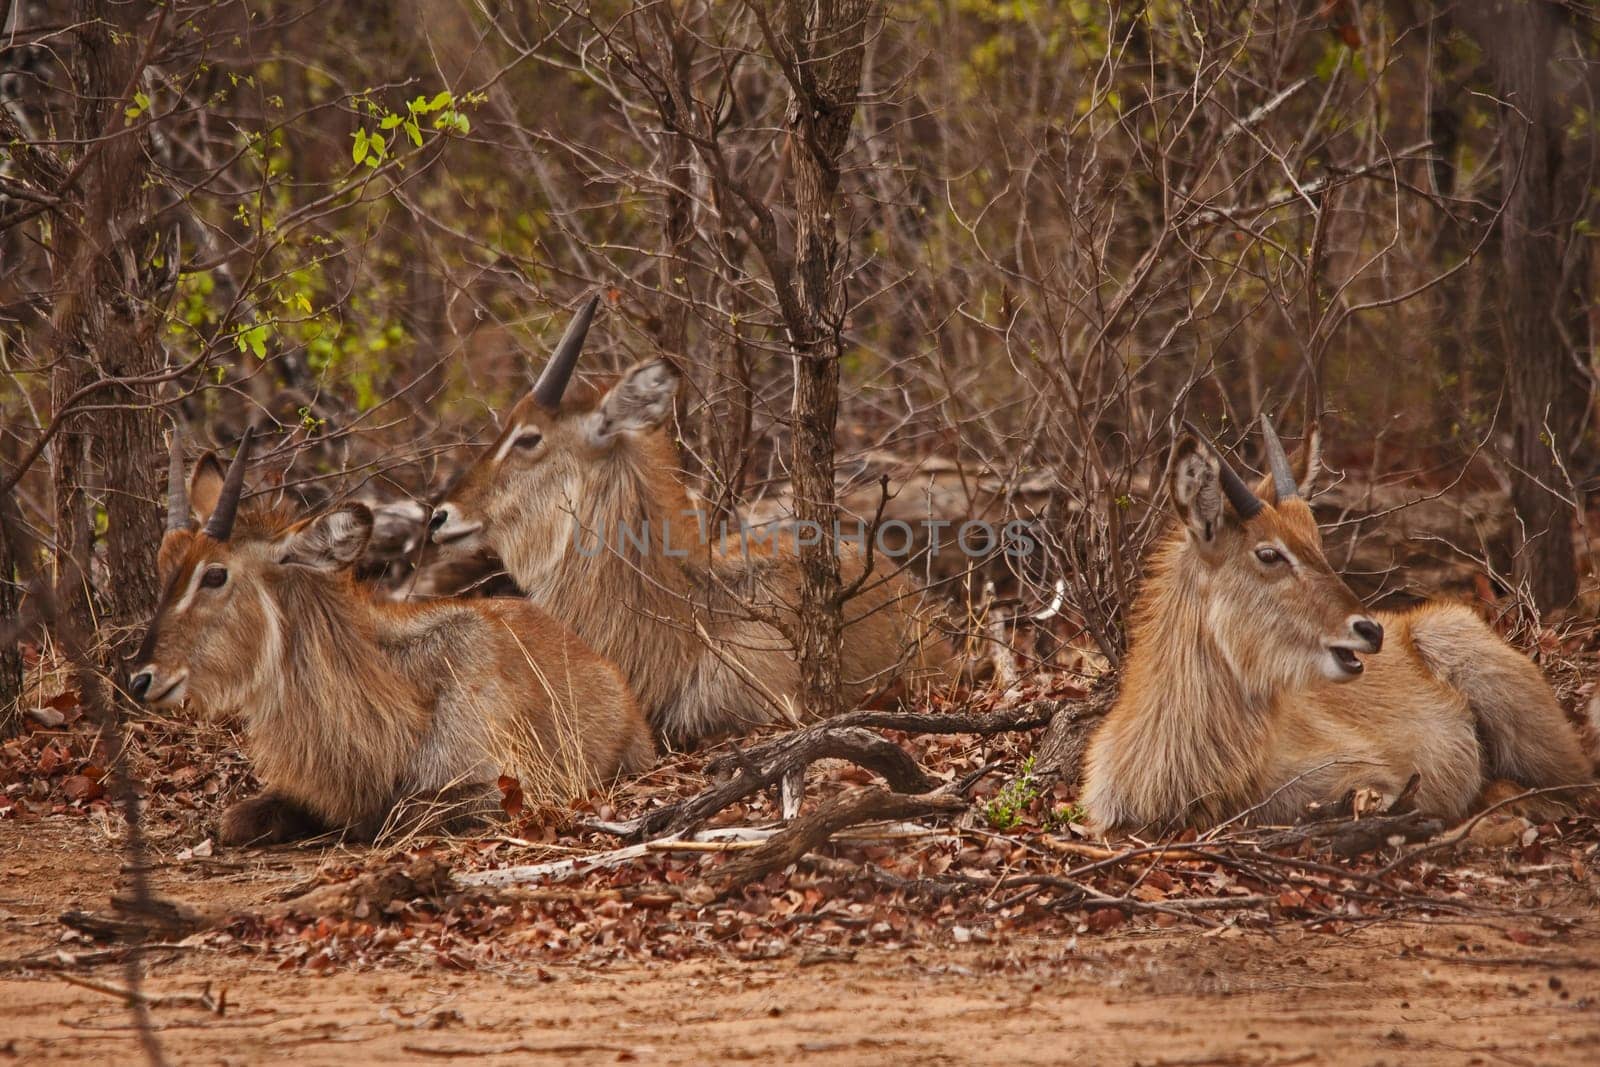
[
  {"left": 435, "top": 360, "right": 957, "bottom": 747},
  {"left": 1081, "top": 432, "right": 1593, "bottom": 833},
  {"left": 132, "top": 471, "right": 654, "bottom": 845}
]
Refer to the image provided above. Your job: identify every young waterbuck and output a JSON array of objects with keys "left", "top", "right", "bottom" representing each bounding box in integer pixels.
[
  {"left": 429, "top": 298, "right": 956, "bottom": 747},
  {"left": 130, "top": 429, "right": 654, "bottom": 845},
  {"left": 1081, "top": 417, "right": 1593, "bottom": 832}
]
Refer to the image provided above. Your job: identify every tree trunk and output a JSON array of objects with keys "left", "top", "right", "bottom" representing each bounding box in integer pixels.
[
  {"left": 49, "top": 1, "right": 167, "bottom": 680},
  {"left": 0, "top": 434, "right": 23, "bottom": 738},
  {"left": 1475, "top": 1, "right": 1586, "bottom": 611},
  {"left": 784, "top": 0, "right": 872, "bottom": 721}
]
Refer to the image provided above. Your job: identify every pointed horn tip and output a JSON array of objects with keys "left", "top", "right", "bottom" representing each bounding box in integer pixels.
[
  {"left": 1258, "top": 413, "right": 1300, "bottom": 500},
  {"left": 165, "top": 425, "right": 191, "bottom": 532},
  {"left": 531, "top": 297, "right": 600, "bottom": 410},
  {"left": 199, "top": 425, "right": 256, "bottom": 541}
]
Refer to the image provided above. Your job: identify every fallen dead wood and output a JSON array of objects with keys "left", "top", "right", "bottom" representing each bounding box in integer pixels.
[
  {"left": 0, "top": 944, "right": 196, "bottom": 974},
  {"left": 701, "top": 786, "right": 968, "bottom": 900},
  {"left": 57, "top": 973, "right": 227, "bottom": 1015},
  {"left": 1251, "top": 809, "right": 1443, "bottom": 858},
  {"left": 455, "top": 826, "right": 780, "bottom": 888},
  {"left": 1035, "top": 837, "right": 1210, "bottom": 864},
  {"left": 1031, "top": 686, "right": 1115, "bottom": 786},
  {"left": 611, "top": 698, "right": 1080, "bottom": 841},
  {"left": 645, "top": 838, "right": 769, "bottom": 852}
]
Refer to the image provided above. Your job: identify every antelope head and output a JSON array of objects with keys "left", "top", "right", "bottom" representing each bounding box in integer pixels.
[
  {"left": 1169, "top": 416, "right": 1383, "bottom": 687},
  {"left": 129, "top": 428, "right": 374, "bottom": 713},
  {"left": 430, "top": 296, "right": 680, "bottom": 569}
]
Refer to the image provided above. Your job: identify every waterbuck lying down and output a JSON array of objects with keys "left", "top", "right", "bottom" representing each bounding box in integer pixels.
[
  {"left": 430, "top": 299, "right": 957, "bottom": 747},
  {"left": 1081, "top": 418, "right": 1593, "bottom": 833},
  {"left": 129, "top": 430, "right": 655, "bottom": 845}
]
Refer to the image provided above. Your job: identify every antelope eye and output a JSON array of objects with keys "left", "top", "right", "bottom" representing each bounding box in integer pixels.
[
  {"left": 1254, "top": 546, "right": 1284, "bottom": 566},
  {"left": 513, "top": 430, "right": 542, "bottom": 450},
  {"left": 201, "top": 565, "right": 228, "bottom": 588}
]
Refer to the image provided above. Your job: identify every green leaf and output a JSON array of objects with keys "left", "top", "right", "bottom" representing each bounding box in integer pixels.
[
  {"left": 124, "top": 90, "right": 150, "bottom": 124},
  {"left": 234, "top": 323, "right": 268, "bottom": 360},
  {"left": 351, "top": 128, "right": 369, "bottom": 165},
  {"left": 379, "top": 114, "right": 403, "bottom": 130},
  {"left": 404, "top": 119, "right": 422, "bottom": 147}
]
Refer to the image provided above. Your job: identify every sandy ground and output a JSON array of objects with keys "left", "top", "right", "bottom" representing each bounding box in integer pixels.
[{"left": 3, "top": 820, "right": 1598, "bottom": 1066}]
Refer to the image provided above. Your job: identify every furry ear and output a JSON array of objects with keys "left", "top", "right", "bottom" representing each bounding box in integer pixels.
[
  {"left": 189, "top": 454, "right": 226, "bottom": 526},
  {"left": 279, "top": 504, "right": 373, "bottom": 570},
  {"left": 1252, "top": 425, "right": 1322, "bottom": 505},
  {"left": 592, "top": 360, "right": 679, "bottom": 443},
  {"left": 1169, "top": 435, "right": 1226, "bottom": 549}
]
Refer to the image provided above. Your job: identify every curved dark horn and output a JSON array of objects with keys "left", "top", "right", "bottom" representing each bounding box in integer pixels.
[
  {"left": 165, "top": 427, "right": 191, "bottom": 533},
  {"left": 201, "top": 425, "right": 254, "bottom": 542},
  {"left": 530, "top": 294, "right": 599, "bottom": 411},
  {"left": 1259, "top": 414, "right": 1300, "bottom": 501},
  {"left": 1183, "top": 420, "right": 1263, "bottom": 521}
]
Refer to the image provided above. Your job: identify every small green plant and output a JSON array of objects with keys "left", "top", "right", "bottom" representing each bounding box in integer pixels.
[
  {"left": 983, "top": 756, "right": 1040, "bottom": 830},
  {"left": 1045, "top": 801, "right": 1088, "bottom": 830}
]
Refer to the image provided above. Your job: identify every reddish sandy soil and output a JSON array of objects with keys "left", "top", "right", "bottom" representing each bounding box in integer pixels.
[{"left": 3, "top": 819, "right": 1599, "bottom": 1066}]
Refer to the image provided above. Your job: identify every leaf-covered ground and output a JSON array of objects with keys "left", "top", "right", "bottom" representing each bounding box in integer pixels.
[{"left": 3, "top": 646, "right": 1600, "bottom": 1062}]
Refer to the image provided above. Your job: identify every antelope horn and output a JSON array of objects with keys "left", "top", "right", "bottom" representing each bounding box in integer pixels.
[
  {"left": 165, "top": 427, "right": 191, "bottom": 532},
  {"left": 530, "top": 294, "right": 599, "bottom": 411},
  {"left": 1259, "top": 413, "right": 1300, "bottom": 501},
  {"left": 201, "top": 425, "right": 254, "bottom": 542},
  {"left": 1183, "top": 420, "right": 1264, "bottom": 521}
]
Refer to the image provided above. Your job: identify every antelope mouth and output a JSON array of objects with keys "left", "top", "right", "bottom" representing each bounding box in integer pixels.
[
  {"left": 146, "top": 671, "right": 189, "bottom": 708},
  {"left": 429, "top": 517, "right": 483, "bottom": 547},
  {"left": 1326, "top": 645, "right": 1365, "bottom": 678}
]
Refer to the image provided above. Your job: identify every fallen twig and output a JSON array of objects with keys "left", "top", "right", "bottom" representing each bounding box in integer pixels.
[
  {"left": 701, "top": 786, "right": 968, "bottom": 900},
  {"left": 456, "top": 826, "right": 779, "bottom": 888},
  {"left": 0, "top": 944, "right": 196, "bottom": 974},
  {"left": 57, "top": 973, "right": 227, "bottom": 1015}
]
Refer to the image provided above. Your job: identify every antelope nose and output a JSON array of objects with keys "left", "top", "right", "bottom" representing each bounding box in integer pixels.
[
  {"left": 428, "top": 508, "right": 449, "bottom": 533},
  {"left": 129, "top": 670, "right": 154, "bottom": 703},
  {"left": 1352, "top": 618, "right": 1384, "bottom": 652}
]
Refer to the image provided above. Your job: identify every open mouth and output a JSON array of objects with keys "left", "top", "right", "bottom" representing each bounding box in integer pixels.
[{"left": 1328, "top": 646, "right": 1364, "bottom": 677}]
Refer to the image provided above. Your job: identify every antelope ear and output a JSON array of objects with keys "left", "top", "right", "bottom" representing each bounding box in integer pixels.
[
  {"left": 1295, "top": 425, "right": 1322, "bottom": 496},
  {"left": 279, "top": 504, "right": 373, "bottom": 571},
  {"left": 189, "top": 453, "right": 226, "bottom": 526},
  {"left": 1169, "top": 435, "right": 1226, "bottom": 550},
  {"left": 592, "top": 360, "right": 678, "bottom": 443}
]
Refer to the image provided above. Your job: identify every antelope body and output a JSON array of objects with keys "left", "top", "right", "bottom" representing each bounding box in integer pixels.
[
  {"left": 431, "top": 299, "right": 955, "bottom": 747},
  {"left": 130, "top": 431, "right": 654, "bottom": 845},
  {"left": 1081, "top": 419, "right": 1593, "bottom": 832}
]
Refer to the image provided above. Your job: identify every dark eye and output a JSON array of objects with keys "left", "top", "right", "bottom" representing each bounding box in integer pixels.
[
  {"left": 201, "top": 565, "right": 228, "bottom": 588},
  {"left": 513, "top": 430, "right": 542, "bottom": 450},
  {"left": 1254, "top": 546, "right": 1284, "bottom": 566}
]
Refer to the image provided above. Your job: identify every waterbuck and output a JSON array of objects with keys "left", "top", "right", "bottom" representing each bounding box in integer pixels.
[
  {"left": 129, "top": 429, "right": 655, "bottom": 845},
  {"left": 429, "top": 298, "right": 956, "bottom": 747},
  {"left": 1080, "top": 417, "right": 1593, "bottom": 832}
]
